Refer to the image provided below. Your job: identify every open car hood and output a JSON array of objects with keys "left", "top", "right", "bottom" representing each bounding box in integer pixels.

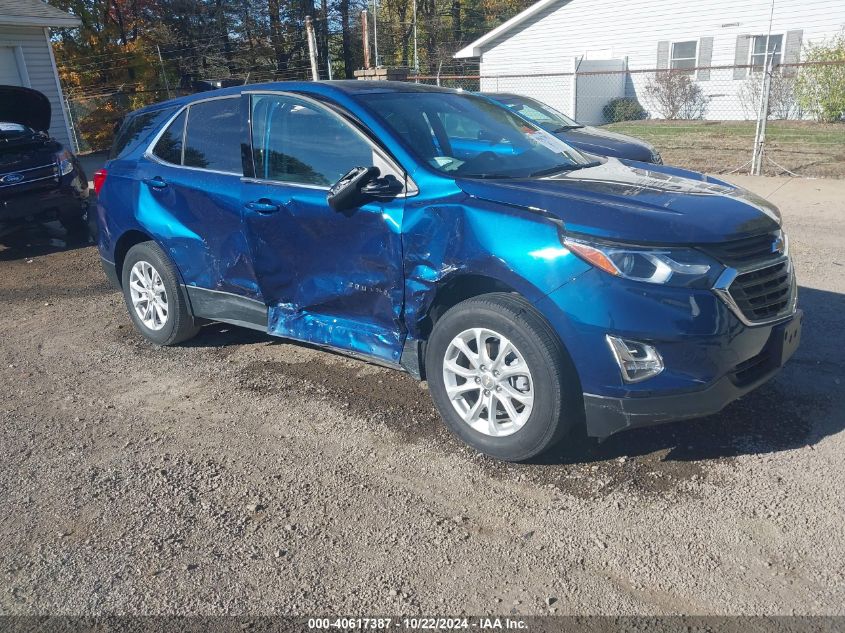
[{"left": 0, "top": 85, "right": 51, "bottom": 132}]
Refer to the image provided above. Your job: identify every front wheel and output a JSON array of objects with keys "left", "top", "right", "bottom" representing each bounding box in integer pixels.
[{"left": 425, "top": 293, "right": 583, "bottom": 461}]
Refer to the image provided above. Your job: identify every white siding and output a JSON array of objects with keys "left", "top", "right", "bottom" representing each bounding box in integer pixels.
[
  {"left": 477, "top": 0, "right": 845, "bottom": 120},
  {"left": 0, "top": 24, "right": 73, "bottom": 148},
  {"left": 574, "top": 59, "right": 626, "bottom": 124},
  {"left": 481, "top": 73, "right": 573, "bottom": 115}
]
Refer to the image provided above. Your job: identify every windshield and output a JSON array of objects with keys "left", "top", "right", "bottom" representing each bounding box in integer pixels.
[
  {"left": 358, "top": 91, "right": 596, "bottom": 179},
  {"left": 490, "top": 95, "right": 582, "bottom": 132},
  {"left": 0, "top": 122, "right": 35, "bottom": 141}
]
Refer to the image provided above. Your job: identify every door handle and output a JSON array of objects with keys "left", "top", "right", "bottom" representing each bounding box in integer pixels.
[
  {"left": 245, "top": 199, "right": 280, "bottom": 214},
  {"left": 144, "top": 177, "right": 168, "bottom": 189}
]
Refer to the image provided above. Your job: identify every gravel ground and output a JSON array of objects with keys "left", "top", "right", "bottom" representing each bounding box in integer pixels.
[{"left": 0, "top": 176, "right": 843, "bottom": 616}]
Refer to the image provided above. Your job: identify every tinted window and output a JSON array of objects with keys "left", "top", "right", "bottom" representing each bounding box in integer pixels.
[
  {"left": 110, "top": 107, "right": 176, "bottom": 159},
  {"left": 183, "top": 98, "right": 242, "bottom": 173},
  {"left": 250, "top": 94, "right": 373, "bottom": 187},
  {"left": 152, "top": 110, "right": 185, "bottom": 164}
]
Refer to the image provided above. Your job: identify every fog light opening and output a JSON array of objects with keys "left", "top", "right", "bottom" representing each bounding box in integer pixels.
[{"left": 606, "top": 335, "right": 664, "bottom": 383}]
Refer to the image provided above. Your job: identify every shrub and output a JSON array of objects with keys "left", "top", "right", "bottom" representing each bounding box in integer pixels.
[
  {"left": 794, "top": 34, "right": 845, "bottom": 123},
  {"left": 644, "top": 71, "right": 710, "bottom": 119},
  {"left": 738, "top": 70, "right": 800, "bottom": 120},
  {"left": 603, "top": 97, "right": 648, "bottom": 123}
]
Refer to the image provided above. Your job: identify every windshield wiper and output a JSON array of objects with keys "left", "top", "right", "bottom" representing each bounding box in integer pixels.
[
  {"left": 530, "top": 161, "right": 600, "bottom": 177},
  {"left": 553, "top": 125, "right": 584, "bottom": 133},
  {"left": 459, "top": 173, "right": 517, "bottom": 180}
]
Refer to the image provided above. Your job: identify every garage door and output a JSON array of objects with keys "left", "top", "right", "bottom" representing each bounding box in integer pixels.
[{"left": 0, "top": 47, "right": 23, "bottom": 85}]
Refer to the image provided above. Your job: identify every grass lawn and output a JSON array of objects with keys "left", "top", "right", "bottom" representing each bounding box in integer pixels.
[{"left": 604, "top": 120, "right": 845, "bottom": 178}]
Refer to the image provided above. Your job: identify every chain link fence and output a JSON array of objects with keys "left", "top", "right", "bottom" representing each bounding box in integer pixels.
[
  {"left": 66, "top": 89, "right": 175, "bottom": 154},
  {"left": 413, "top": 60, "right": 845, "bottom": 178},
  {"left": 65, "top": 60, "right": 845, "bottom": 177}
]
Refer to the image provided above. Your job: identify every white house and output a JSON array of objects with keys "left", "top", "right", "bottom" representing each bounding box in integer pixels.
[
  {"left": 0, "top": 0, "right": 80, "bottom": 150},
  {"left": 455, "top": 0, "right": 845, "bottom": 123}
]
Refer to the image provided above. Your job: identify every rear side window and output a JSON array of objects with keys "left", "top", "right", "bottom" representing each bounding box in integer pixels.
[
  {"left": 183, "top": 98, "right": 242, "bottom": 174},
  {"left": 152, "top": 110, "right": 185, "bottom": 164},
  {"left": 110, "top": 107, "right": 177, "bottom": 160}
]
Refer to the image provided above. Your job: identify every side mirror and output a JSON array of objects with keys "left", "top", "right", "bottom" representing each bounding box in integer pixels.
[
  {"left": 360, "top": 174, "right": 404, "bottom": 197},
  {"left": 327, "top": 167, "right": 405, "bottom": 212},
  {"left": 327, "top": 166, "right": 379, "bottom": 212}
]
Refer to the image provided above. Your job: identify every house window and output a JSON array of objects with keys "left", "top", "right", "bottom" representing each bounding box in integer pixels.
[
  {"left": 751, "top": 34, "right": 783, "bottom": 71},
  {"left": 670, "top": 41, "right": 698, "bottom": 73}
]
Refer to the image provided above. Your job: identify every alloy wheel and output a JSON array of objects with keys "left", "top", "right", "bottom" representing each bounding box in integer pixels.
[
  {"left": 442, "top": 327, "right": 534, "bottom": 437},
  {"left": 128, "top": 260, "right": 169, "bottom": 331}
]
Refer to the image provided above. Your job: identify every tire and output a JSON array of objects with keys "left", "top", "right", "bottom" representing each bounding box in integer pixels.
[
  {"left": 120, "top": 241, "right": 200, "bottom": 346},
  {"left": 58, "top": 209, "right": 87, "bottom": 233},
  {"left": 425, "top": 292, "right": 583, "bottom": 462},
  {"left": 86, "top": 207, "right": 98, "bottom": 241}
]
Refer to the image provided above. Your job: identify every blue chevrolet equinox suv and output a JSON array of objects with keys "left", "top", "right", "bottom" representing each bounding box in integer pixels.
[{"left": 95, "top": 81, "right": 801, "bottom": 461}]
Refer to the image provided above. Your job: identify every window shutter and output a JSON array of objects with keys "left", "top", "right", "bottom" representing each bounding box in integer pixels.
[
  {"left": 782, "top": 29, "right": 803, "bottom": 76},
  {"left": 733, "top": 34, "right": 751, "bottom": 79},
  {"left": 657, "top": 41, "right": 669, "bottom": 69},
  {"left": 697, "top": 37, "right": 713, "bottom": 81}
]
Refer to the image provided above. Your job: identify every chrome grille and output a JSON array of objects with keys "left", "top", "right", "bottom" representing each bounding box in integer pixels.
[
  {"left": 726, "top": 260, "right": 795, "bottom": 323},
  {"left": 0, "top": 163, "right": 58, "bottom": 190}
]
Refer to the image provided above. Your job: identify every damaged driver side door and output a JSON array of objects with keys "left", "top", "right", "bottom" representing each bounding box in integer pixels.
[{"left": 241, "top": 91, "right": 407, "bottom": 364}]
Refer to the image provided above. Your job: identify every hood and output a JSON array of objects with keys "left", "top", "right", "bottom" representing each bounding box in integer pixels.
[
  {"left": 0, "top": 85, "right": 51, "bottom": 132},
  {"left": 556, "top": 126, "right": 654, "bottom": 161},
  {"left": 456, "top": 159, "right": 781, "bottom": 244}
]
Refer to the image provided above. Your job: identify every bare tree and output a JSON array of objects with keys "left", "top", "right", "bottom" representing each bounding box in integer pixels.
[{"left": 645, "top": 71, "right": 710, "bottom": 120}]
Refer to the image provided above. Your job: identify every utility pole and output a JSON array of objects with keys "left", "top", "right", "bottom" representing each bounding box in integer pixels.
[
  {"left": 413, "top": 0, "right": 419, "bottom": 75},
  {"left": 305, "top": 16, "right": 320, "bottom": 81},
  {"left": 362, "top": 9, "right": 371, "bottom": 70},
  {"left": 156, "top": 45, "right": 172, "bottom": 99},
  {"left": 373, "top": 0, "right": 380, "bottom": 67},
  {"left": 751, "top": 0, "right": 776, "bottom": 175}
]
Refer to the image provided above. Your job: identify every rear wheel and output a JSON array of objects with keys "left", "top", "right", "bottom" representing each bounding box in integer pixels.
[
  {"left": 121, "top": 241, "right": 200, "bottom": 346},
  {"left": 425, "top": 293, "right": 582, "bottom": 461}
]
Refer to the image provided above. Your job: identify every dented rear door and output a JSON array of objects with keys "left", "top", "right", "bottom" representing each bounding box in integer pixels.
[{"left": 242, "top": 91, "right": 406, "bottom": 364}]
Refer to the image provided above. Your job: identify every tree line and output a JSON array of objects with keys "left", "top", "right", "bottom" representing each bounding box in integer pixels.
[{"left": 51, "top": 0, "right": 532, "bottom": 95}]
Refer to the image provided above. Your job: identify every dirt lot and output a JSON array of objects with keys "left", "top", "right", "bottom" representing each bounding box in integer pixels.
[
  {"left": 606, "top": 120, "right": 845, "bottom": 179},
  {"left": 1, "top": 176, "right": 844, "bottom": 616}
]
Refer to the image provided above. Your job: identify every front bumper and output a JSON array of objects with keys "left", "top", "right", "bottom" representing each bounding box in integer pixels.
[
  {"left": 537, "top": 265, "right": 802, "bottom": 438},
  {"left": 583, "top": 310, "right": 803, "bottom": 437},
  {"left": 0, "top": 176, "right": 88, "bottom": 223}
]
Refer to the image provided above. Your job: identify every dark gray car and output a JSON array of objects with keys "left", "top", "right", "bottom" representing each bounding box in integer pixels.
[
  {"left": 0, "top": 85, "right": 89, "bottom": 232},
  {"left": 482, "top": 92, "right": 662, "bottom": 164}
]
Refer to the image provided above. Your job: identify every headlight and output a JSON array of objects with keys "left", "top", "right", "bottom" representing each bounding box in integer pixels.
[
  {"left": 562, "top": 236, "right": 722, "bottom": 288},
  {"left": 56, "top": 150, "right": 74, "bottom": 176}
]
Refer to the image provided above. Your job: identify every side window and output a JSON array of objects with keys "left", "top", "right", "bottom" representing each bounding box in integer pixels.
[
  {"left": 110, "top": 108, "right": 176, "bottom": 160},
  {"left": 152, "top": 110, "right": 186, "bottom": 164},
  {"left": 183, "top": 98, "right": 242, "bottom": 173},
  {"left": 250, "top": 94, "right": 374, "bottom": 187}
]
